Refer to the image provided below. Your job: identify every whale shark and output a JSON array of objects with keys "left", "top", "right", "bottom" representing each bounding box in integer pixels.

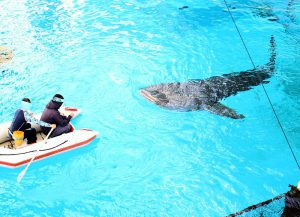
[{"left": 140, "top": 36, "right": 276, "bottom": 119}]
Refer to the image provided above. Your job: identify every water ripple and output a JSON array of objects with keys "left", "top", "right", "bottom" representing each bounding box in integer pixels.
[{"left": 0, "top": 0, "right": 300, "bottom": 216}]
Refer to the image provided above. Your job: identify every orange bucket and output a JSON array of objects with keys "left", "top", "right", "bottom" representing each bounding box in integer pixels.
[{"left": 13, "top": 131, "right": 24, "bottom": 146}]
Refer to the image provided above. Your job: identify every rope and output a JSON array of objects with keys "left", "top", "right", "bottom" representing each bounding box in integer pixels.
[
  {"left": 0, "top": 140, "right": 68, "bottom": 156},
  {"left": 223, "top": 0, "right": 300, "bottom": 171}
]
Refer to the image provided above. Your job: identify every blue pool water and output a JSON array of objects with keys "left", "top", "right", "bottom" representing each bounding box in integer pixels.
[{"left": 0, "top": 0, "right": 299, "bottom": 216}]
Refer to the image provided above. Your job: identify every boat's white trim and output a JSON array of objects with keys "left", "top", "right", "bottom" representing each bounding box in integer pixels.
[{"left": 0, "top": 129, "right": 98, "bottom": 168}]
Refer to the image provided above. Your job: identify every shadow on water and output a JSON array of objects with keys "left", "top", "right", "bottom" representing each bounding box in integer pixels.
[
  {"left": 177, "top": 5, "right": 239, "bottom": 29},
  {"left": 240, "top": 0, "right": 299, "bottom": 42}
]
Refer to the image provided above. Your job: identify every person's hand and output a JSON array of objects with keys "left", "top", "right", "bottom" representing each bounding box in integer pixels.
[
  {"left": 51, "top": 124, "right": 56, "bottom": 129},
  {"left": 70, "top": 113, "right": 75, "bottom": 117}
]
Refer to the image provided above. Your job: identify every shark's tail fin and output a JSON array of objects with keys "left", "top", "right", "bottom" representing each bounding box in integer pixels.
[{"left": 269, "top": 35, "right": 276, "bottom": 72}]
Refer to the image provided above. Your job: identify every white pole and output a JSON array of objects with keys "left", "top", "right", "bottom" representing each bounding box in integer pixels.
[{"left": 17, "top": 127, "right": 55, "bottom": 183}]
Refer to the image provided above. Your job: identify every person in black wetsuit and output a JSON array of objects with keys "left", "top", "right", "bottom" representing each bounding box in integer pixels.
[
  {"left": 9, "top": 98, "right": 55, "bottom": 144},
  {"left": 40, "top": 94, "right": 74, "bottom": 138},
  {"left": 282, "top": 184, "right": 300, "bottom": 216}
]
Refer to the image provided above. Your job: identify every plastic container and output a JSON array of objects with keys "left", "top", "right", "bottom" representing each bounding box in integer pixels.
[{"left": 13, "top": 131, "right": 24, "bottom": 146}]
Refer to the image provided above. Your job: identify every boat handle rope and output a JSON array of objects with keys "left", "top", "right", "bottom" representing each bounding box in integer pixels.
[{"left": 0, "top": 140, "right": 68, "bottom": 156}]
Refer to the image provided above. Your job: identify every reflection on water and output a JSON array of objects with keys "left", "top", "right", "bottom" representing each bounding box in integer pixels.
[{"left": 0, "top": 0, "right": 299, "bottom": 216}]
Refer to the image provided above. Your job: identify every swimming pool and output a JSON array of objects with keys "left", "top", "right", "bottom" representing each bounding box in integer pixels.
[{"left": 0, "top": 0, "right": 299, "bottom": 216}]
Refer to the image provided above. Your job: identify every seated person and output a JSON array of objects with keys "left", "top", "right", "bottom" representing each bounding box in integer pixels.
[
  {"left": 282, "top": 183, "right": 300, "bottom": 216},
  {"left": 8, "top": 98, "right": 55, "bottom": 144},
  {"left": 40, "top": 94, "right": 74, "bottom": 138}
]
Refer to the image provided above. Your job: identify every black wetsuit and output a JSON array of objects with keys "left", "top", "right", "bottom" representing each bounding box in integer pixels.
[
  {"left": 40, "top": 101, "right": 72, "bottom": 138},
  {"left": 9, "top": 109, "right": 37, "bottom": 144}
]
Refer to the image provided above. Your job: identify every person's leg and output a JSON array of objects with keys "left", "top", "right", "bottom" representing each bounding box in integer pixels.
[
  {"left": 50, "top": 125, "right": 71, "bottom": 138},
  {"left": 20, "top": 123, "right": 31, "bottom": 131},
  {"left": 24, "top": 128, "right": 37, "bottom": 144}
]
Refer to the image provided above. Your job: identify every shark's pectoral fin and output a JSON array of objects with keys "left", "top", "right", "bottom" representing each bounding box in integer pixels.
[{"left": 203, "top": 102, "right": 245, "bottom": 119}]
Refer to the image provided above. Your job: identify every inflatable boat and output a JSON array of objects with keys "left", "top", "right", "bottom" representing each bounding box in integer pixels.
[{"left": 0, "top": 107, "right": 98, "bottom": 168}]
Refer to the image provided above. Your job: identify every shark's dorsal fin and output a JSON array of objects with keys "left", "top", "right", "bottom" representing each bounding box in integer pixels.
[{"left": 203, "top": 102, "right": 245, "bottom": 119}]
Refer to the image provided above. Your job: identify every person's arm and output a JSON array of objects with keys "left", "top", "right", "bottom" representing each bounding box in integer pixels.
[
  {"left": 24, "top": 110, "right": 52, "bottom": 127},
  {"left": 61, "top": 115, "right": 68, "bottom": 120},
  {"left": 52, "top": 111, "right": 72, "bottom": 127}
]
